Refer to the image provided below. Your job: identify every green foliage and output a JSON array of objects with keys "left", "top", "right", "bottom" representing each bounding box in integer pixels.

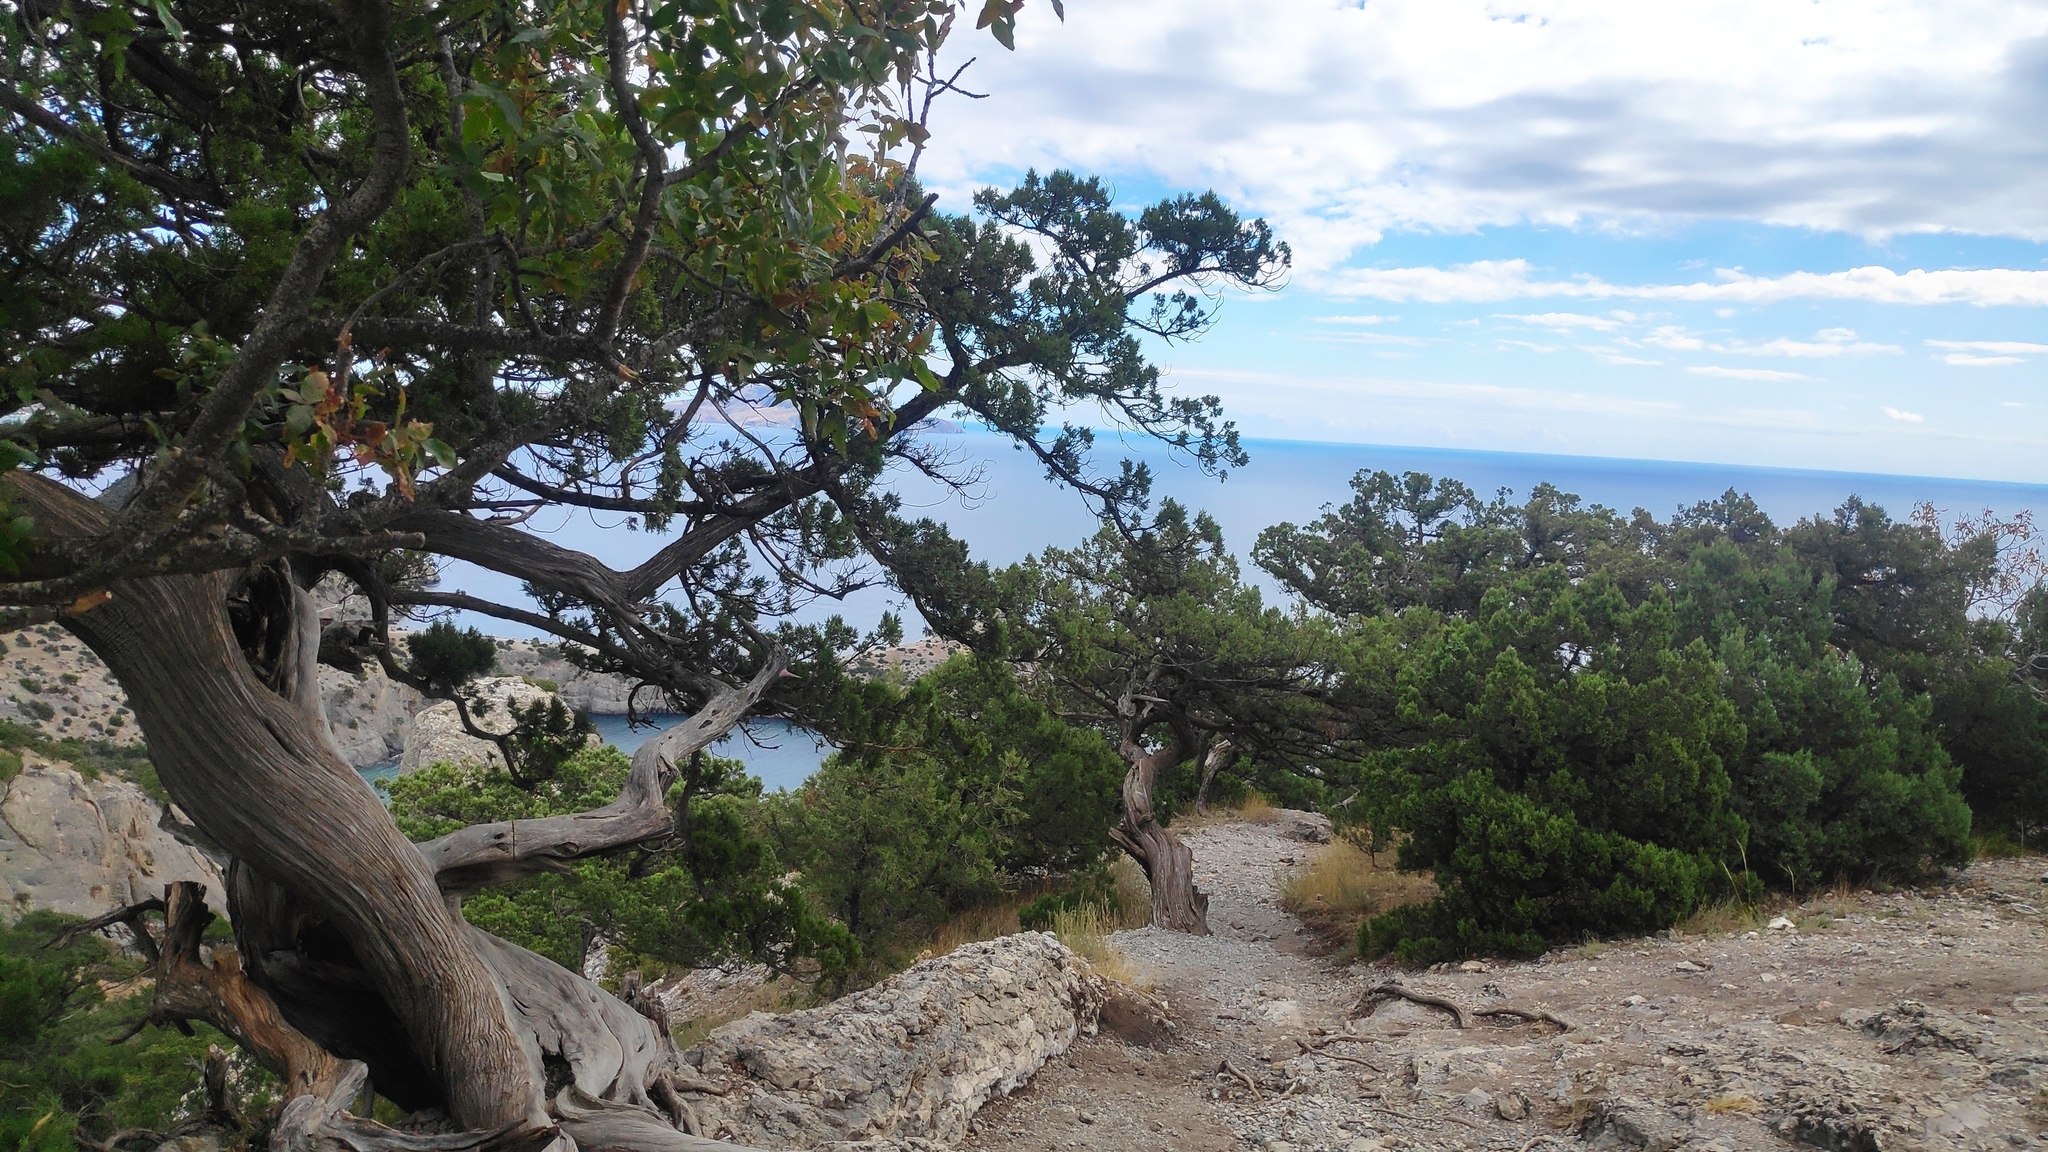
[
  {"left": 406, "top": 623, "right": 497, "bottom": 694},
  {"left": 0, "top": 718, "right": 161, "bottom": 800},
  {"left": 1017, "top": 866, "right": 1134, "bottom": 932},
  {"left": 0, "top": 912, "right": 267, "bottom": 1149},
  {"left": 744, "top": 646, "right": 1129, "bottom": 975},
  {"left": 387, "top": 743, "right": 854, "bottom": 983},
  {"left": 760, "top": 748, "right": 1007, "bottom": 975},
  {"left": 1274, "top": 477, "right": 1995, "bottom": 962},
  {"left": 1002, "top": 500, "right": 1333, "bottom": 809}
]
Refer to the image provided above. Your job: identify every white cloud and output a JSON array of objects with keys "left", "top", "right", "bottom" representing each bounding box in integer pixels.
[
  {"left": 1313, "top": 314, "right": 1399, "bottom": 325},
  {"left": 1496, "top": 339, "right": 1560, "bottom": 352},
  {"left": 1306, "top": 331, "right": 1437, "bottom": 346},
  {"left": 1944, "top": 353, "right": 2025, "bottom": 366},
  {"left": 1642, "top": 325, "right": 1707, "bottom": 351},
  {"left": 1883, "top": 406, "right": 1926, "bottom": 422},
  {"left": 1579, "top": 347, "right": 1661, "bottom": 365},
  {"left": 1687, "top": 366, "right": 1816, "bottom": 381},
  {"left": 1723, "top": 329, "right": 1903, "bottom": 357},
  {"left": 1496, "top": 312, "right": 1623, "bottom": 331},
  {"left": 1926, "top": 339, "right": 2048, "bottom": 354},
  {"left": 1318, "top": 260, "right": 2048, "bottom": 305},
  {"left": 926, "top": 0, "right": 2048, "bottom": 272}
]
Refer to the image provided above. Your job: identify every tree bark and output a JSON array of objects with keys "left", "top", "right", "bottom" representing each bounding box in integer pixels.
[
  {"left": 1108, "top": 740, "right": 1210, "bottom": 934},
  {"left": 7, "top": 474, "right": 548, "bottom": 1132},
  {"left": 1192, "top": 738, "right": 1234, "bottom": 814}
]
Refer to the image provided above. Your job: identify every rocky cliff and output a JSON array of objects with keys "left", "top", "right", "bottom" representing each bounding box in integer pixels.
[{"left": 0, "top": 752, "right": 221, "bottom": 918}]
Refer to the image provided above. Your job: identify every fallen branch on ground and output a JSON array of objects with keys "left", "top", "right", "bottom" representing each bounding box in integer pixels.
[
  {"left": 1218, "top": 1059, "right": 1262, "bottom": 1100},
  {"left": 1294, "top": 1036, "right": 1384, "bottom": 1072}
]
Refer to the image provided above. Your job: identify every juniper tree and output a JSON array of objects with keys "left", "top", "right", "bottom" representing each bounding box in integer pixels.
[
  {"left": 0, "top": 0, "right": 1286, "bottom": 1145},
  {"left": 1004, "top": 502, "right": 1328, "bottom": 933}
]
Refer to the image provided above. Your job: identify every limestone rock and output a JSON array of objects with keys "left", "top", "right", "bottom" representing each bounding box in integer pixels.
[
  {"left": 0, "top": 753, "right": 221, "bottom": 918},
  {"left": 319, "top": 664, "right": 423, "bottom": 768},
  {"left": 1848, "top": 999, "right": 1985, "bottom": 1055},
  {"left": 0, "top": 625, "right": 139, "bottom": 745},
  {"left": 398, "top": 676, "right": 568, "bottom": 773},
  {"left": 1581, "top": 1098, "right": 1685, "bottom": 1151},
  {"left": 683, "top": 933, "right": 1108, "bottom": 1147},
  {"left": 1277, "top": 809, "right": 1333, "bottom": 843}
]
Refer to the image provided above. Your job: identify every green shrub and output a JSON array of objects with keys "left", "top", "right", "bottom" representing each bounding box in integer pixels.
[
  {"left": 0, "top": 912, "right": 272, "bottom": 1148},
  {"left": 388, "top": 744, "right": 854, "bottom": 985},
  {"left": 1360, "top": 772, "right": 1709, "bottom": 965},
  {"left": 1017, "top": 867, "right": 1136, "bottom": 931}
]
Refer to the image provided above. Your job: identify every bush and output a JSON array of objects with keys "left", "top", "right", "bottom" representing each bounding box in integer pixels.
[
  {"left": 388, "top": 744, "right": 855, "bottom": 984},
  {"left": 1017, "top": 864, "right": 1143, "bottom": 932},
  {"left": 0, "top": 912, "right": 272, "bottom": 1149},
  {"left": 1361, "top": 772, "right": 1710, "bottom": 965}
]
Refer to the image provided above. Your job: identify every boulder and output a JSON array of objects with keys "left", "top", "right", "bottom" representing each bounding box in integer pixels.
[
  {"left": 0, "top": 753, "right": 221, "bottom": 918},
  {"left": 682, "top": 933, "right": 1109, "bottom": 1147},
  {"left": 1276, "top": 809, "right": 1334, "bottom": 843}
]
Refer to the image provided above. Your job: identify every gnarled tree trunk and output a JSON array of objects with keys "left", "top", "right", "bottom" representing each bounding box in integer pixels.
[
  {"left": 1108, "top": 739, "right": 1210, "bottom": 934},
  {"left": 4, "top": 473, "right": 771, "bottom": 1151}
]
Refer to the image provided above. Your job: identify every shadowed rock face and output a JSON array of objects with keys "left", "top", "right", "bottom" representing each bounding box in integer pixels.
[
  {"left": 0, "top": 753, "right": 221, "bottom": 918},
  {"left": 681, "top": 933, "right": 1109, "bottom": 1147}
]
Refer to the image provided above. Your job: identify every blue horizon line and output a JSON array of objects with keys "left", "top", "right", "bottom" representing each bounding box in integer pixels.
[{"left": 944, "top": 423, "right": 2048, "bottom": 496}]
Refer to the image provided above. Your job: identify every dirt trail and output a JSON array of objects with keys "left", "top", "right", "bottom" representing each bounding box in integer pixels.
[{"left": 956, "top": 811, "right": 2048, "bottom": 1152}]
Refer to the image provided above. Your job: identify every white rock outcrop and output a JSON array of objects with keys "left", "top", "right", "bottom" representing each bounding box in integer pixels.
[
  {"left": 320, "top": 665, "right": 424, "bottom": 767},
  {"left": 683, "top": 933, "right": 1107, "bottom": 1147},
  {"left": 398, "top": 676, "right": 572, "bottom": 773},
  {"left": 0, "top": 753, "right": 221, "bottom": 919}
]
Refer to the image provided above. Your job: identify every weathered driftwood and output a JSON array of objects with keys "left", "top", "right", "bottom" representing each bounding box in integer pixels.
[
  {"left": 7, "top": 470, "right": 795, "bottom": 1148},
  {"left": 1108, "top": 682, "right": 1210, "bottom": 933}
]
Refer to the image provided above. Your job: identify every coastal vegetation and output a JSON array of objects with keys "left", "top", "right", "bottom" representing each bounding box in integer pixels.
[{"left": 0, "top": 0, "right": 2043, "bottom": 1146}]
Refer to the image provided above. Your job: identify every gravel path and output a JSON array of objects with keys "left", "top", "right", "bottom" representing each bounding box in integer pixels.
[{"left": 958, "top": 812, "right": 2048, "bottom": 1152}]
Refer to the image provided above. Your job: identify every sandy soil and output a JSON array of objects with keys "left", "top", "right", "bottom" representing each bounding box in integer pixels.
[{"left": 957, "top": 813, "right": 2048, "bottom": 1152}]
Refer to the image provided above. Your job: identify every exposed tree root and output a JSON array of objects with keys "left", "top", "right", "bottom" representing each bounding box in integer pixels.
[
  {"left": 1352, "top": 980, "right": 1471, "bottom": 1029},
  {"left": 1350, "top": 981, "right": 1575, "bottom": 1035},
  {"left": 1476, "top": 1005, "right": 1577, "bottom": 1032}
]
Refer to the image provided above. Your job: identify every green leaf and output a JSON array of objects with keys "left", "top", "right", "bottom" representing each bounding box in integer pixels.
[{"left": 150, "top": 0, "right": 185, "bottom": 40}]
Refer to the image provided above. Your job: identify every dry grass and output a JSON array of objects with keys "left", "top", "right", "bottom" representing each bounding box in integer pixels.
[
  {"left": 670, "top": 978, "right": 803, "bottom": 1049},
  {"left": 1705, "top": 1094, "right": 1760, "bottom": 1115},
  {"left": 1106, "top": 855, "right": 1153, "bottom": 928},
  {"left": 1976, "top": 831, "right": 2030, "bottom": 860},
  {"left": 1050, "top": 903, "right": 1149, "bottom": 987},
  {"left": 1235, "top": 791, "right": 1277, "bottom": 824},
  {"left": 1677, "top": 898, "right": 1765, "bottom": 938},
  {"left": 923, "top": 856, "right": 1153, "bottom": 962},
  {"left": 1279, "top": 838, "right": 1438, "bottom": 953},
  {"left": 928, "top": 897, "right": 1029, "bottom": 957}
]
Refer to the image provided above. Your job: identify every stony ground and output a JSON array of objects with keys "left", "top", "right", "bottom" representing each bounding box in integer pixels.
[{"left": 956, "top": 813, "right": 2048, "bottom": 1152}]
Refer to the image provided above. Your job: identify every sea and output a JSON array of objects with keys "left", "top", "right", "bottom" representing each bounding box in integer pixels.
[{"left": 380, "top": 432, "right": 2048, "bottom": 794}]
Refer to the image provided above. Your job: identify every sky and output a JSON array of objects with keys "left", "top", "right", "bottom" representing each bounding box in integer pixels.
[{"left": 914, "top": 0, "right": 2048, "bottom": 482}]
